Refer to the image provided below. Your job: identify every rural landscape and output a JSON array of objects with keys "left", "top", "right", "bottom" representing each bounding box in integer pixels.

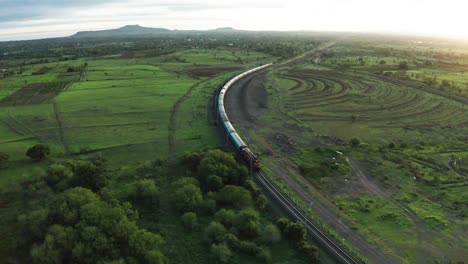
[{"left": 0, "top": 6, "right": 467, "bottom": 264}]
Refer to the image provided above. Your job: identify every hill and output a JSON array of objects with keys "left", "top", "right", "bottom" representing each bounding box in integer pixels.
[{"left": 71, "top": 25, "right": 172, "bottom": 37}]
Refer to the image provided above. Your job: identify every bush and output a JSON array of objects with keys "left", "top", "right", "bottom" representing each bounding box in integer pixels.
[
  {"left": 26, "top": 144, "right": 51, "bottom": 161},
  {"left": 0, "top": 152, "right": 9, "bottom": 168},
  {"left": 349, "top": 137, "right": 361, "bottom": 147},
  {"left": 181, "top": 212, "right": 197, "bottom": 231}
]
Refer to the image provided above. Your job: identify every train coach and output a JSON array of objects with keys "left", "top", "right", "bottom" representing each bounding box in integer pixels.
[{"left": 217, "top": 64, "right": 272, "bottom": 172}]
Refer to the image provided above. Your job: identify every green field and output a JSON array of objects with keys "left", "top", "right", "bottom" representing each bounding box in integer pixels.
[{"left": 241, "top": 39, "right": 468, "bottom": 263}]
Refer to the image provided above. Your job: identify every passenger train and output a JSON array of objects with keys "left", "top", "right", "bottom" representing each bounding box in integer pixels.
[{"left": 217, "top": 64, "right": 272, "bottom": 171}]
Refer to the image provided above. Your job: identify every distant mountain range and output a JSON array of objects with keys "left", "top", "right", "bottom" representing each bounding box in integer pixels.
[{"left": 71, "top": 25, "right": 238, "bottom": 38}]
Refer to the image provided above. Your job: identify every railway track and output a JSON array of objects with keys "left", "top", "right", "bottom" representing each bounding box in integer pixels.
[
  {"left": 218, "top": 64, "right": 361, "bottom": 264},
  {"left": 255, "top": 171, "right": 360, "bottom": 264}
]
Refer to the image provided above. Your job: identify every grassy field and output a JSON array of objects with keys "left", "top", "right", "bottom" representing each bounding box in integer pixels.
[
  {"left": 0, "top": 48, "right": 287, "bottom": 262},
  {"left": 0, "top": 49, "right": 272, "bottom": 182},
  {"left": 242, "top": 40, "right": 468, "bottom": 263}
]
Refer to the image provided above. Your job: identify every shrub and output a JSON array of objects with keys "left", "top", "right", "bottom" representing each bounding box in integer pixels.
[
  {"left": 349, "top": 137, "right": 361, "bottom": 147},
  {"left": 0, "top": 152, "right": 9, "bottom": 168},
  {"left": 26, "top": 144, "right": 51, "bottom": 161}
]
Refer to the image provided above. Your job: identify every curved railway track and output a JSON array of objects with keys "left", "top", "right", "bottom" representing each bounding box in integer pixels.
[{"left": 217, "top": 64, "right": 361, "bottom": 264}]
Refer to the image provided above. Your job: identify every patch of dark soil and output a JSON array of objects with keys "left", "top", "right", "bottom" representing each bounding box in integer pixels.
[
  {"left": 0, "top": 82, "right": 69, "bottom": 106},
  {"left": 272, "top": 133, "right": 297, "bottom": 152},
  {"left": 120, "top": 52, "right": 134, "bottom": 59},
  {"left": 32, "top": 67, "right": 51, "bottom": 75}
]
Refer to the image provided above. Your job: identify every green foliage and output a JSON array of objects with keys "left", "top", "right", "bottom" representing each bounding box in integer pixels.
[
  {"left": 198, "top": 149, "right": 247, "bottom": 185},
  {"left": 130, "top": 179, "right": 159, "bottom": 205},
  {"left": 233, "top": 209, "right": 261, "bottom": 238},
  {"left": 70, "top": 160, "right": 108, "bottom": 191},
  {"left": 255, "top": 195, "right": 268, "bottom": 211},
  {"left": 0, "top": 152, "right": 9, "bottom": 168},
  {"left": 284, "top": 222, "right": 307, "bottom": 243},
  {"left": 297, "top": 241, "right": 319, "bottom": 262},
  {"left": 205, "top": 222, "right": 227, "bottom": 243},
  {"left": 18, "top": 187, "right": 166, "bottom": 263},
  {"left": 206, "top": 175, "right": 223, "bottom": 191},
  {"left": 26, "top": 144, "right": 51, "bottom": 161},
  {"left": 216, "top": 185, "right": 252, "bottom": 209},
  {"left": 181, "top": 212, "right": 197, "bottom": 231},
  {"left": 349, "top": 137, "right": 361, "bottom": 147},
  {"left": 260, "top": 224, "right": 281, "bottom": 244},
  {"left": 214, "top": 209, "right": 236, "bottom": 228},
  {"left": 210, "top": 243, "right": 232, "bottom": 263},
  {"left": 173, "top": 182, "right": 203, "bottom": 212},
  {"left": 46, "top": 164, "right": 73, "bottom": 191}
]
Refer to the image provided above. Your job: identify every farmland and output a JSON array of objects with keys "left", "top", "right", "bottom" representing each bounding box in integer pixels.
[
  {"left": 233, "top": 38, "right": 467, "bottom": 263},
  {"left": 0, "top": 29, "right": 466, "bottom": 264},
  {"left": 0, "top": 32, "right": 325, "bottom": 263}
]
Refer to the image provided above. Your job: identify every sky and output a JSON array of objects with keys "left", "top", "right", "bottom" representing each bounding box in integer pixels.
[{"left": 0, "top": 0, "right": 467, "bottom": 41}]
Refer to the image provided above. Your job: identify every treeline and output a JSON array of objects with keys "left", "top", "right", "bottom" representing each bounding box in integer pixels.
[{"left": 0, "top": 31, "right": 328, "bottom": 61}]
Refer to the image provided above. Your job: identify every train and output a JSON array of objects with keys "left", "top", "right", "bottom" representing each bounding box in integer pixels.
[{"left": 217, "top": 64, "right": 273, "bottom": 171}]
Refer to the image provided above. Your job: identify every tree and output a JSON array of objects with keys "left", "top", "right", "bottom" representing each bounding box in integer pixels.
[
  {"left": 255, "top": 194, "right": 268, "bottom": 211},
  {"left": 173, "top": 184, "right": 203, "bottom": 212},
  {"left": 298, "top": 241, "right": 320, "bottom": 262},
  {"left": 26, "top": 144, "right": 51, "bottom": 161},
  {"left": 210, "top": 243, "right": 232, "bottom": 263},
  {"left": 181, "top": 212, "right": 197, "bottom": 231},
  {"left": 217, "top": 185, "right": 252, "bottom": 209},
  {"left": 70, "top": 160, "right": 108, "bottom": 191},
  {"left": 233, "top": 209, "right": 261, "bottom": 238},
  {"left": 260, "top": 224, "right": 281, "bottom": 244},
  {"left": 284, "top": 222, "right": 307, "bottom": 243},
  {"left": 206, "top": 175, "right": 223, "bottom": 191},
  {"left": 198, "top": 149, "right": 247, "bottom": 185},
  {"left": 46, "top": 164, "right": 73, "bottom": 191},
  {"left": 205, "top": 222, "right": 227, "bottom": 243},
  {"left": 0, "top": 152, "right": 9, "bottom": 168},
  {"left": 214, "top": 209, "right": 236, "bottom": 228},
  {"left": 276, "top": 218, "right": 291, "bottom": 232},
  {"left": 131, "top": 179, "right": 159, "bottom": 205}
]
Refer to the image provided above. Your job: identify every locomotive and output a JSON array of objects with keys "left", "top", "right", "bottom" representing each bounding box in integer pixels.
[{"left": 217, "top": 64, "right": 272, "bottom": 172}]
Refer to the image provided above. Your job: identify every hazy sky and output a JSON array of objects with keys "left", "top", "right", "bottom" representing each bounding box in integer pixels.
[{"left": 0, "top": 0, "right": 467, "bottom": 41}]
